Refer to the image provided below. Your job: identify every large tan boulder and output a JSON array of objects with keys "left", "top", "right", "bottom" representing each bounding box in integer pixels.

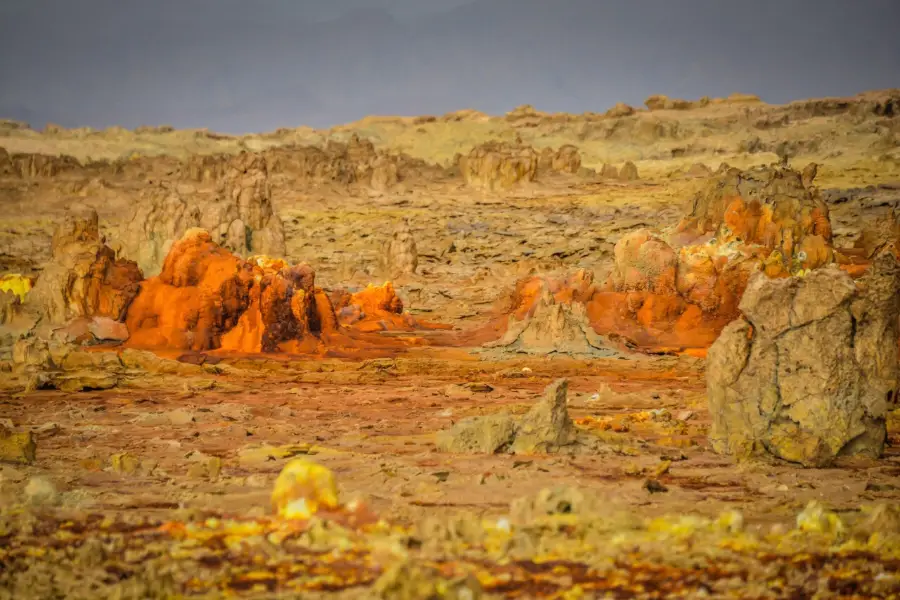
[{"left": 707, "top": 253, "right": 900, "bottom": 467}]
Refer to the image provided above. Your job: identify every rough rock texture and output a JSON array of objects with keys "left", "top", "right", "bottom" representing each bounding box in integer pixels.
[
  {"left": 676, "top": 165, "right": 833, "bottom": 270},
  {"left": 219, "top": 258, "right": 324, "bottom": 354},
  {"left": 707, "top": 254, "right": 900, "bottom": 467},
  {"left": 0, "top": 425, "right": 36, "bottom": 464},
  {"left": 458, "top": 141, "right": 538, "bottom": 191},
  {"left": 511, "top": 378, "right": 576, "bottom": 454},
  {"left": 121, "top": 186, "right": 203, "bottom": 277},
  {"left": 125, "top": 230, "right": 437, "bottom": 354},
  {"left": 619, "top": 161, "right": 640, "bottom": 181},
  {"left": 0, "top": 149, "right": 82, "bottom": 178},
  {"left": 853, "top": 207, "right": 900, "bottom": 259},
  {"left": 23, "top": 206, "right": 142, "bottom": 328},
  {"left": 263, "top": 135, "right": 440, "bottom": 189},
  {"left": 587, "top": 229, "right": 750, "bottom": 350},
  {"left": 120, "top": 153, "right": 286, "bottom": 277},
  {"left": 484, "top": 282, "right": 618, "bottom": 358},
  {"left": 384, "top": 220, "right": 418, "bottom": 277},
  {"left": 125, "top": 229, "right": 262, "bottom": 351},
  {"left": 537, "top": 145, "right": 582, "bottom": 175},
  {"left": 600, "top": 163, "right": 619, "bottom": 179},
  {"left": 437, "top": 379, "right": 590, "bottom": 455},
  {"left": 210, "top": 153, "right": 285, "bottom": 257},
  {"left": 0, "top": 290, "right": 19, "bottom": 326},
  {"left": 434, "top": 413, "right": 517, "bottom": 454},
  {"left": 10, "top": 335, "right": 206, "bottom": 392}
]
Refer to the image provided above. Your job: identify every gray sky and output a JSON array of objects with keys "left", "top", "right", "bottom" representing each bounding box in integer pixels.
[{"left": 1, "top": 0, "right": 898, "bottom": 133}]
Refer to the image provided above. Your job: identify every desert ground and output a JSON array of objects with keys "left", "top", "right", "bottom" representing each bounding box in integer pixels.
[{"left": 1, "top": 90, "right": 899, "bottom": 599}]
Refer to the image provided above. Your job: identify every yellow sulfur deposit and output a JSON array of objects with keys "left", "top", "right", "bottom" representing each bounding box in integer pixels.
[
  {"left": 0, "top": 273, "right": 32, "bottom": 302},
  {"left": 796, "top": 501, "right": 845, "bottom": 539},
  {"left": 271, "top": 459, "right": 340, "bottom": 520}
]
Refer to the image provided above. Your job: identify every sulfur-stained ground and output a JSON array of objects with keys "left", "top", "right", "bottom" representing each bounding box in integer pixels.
[{"left": 2, "top": 351, "right": 899, "bottom": 598}]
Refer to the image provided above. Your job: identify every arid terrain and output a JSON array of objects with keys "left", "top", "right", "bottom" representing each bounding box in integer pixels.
[{"left": 1, "top": 90, "right": 900, "bottom": 599}]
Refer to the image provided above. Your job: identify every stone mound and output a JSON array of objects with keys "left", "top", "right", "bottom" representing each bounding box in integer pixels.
[
  {"left": 483, "top": 282, "right": 619, "bottom": 358},
  {"left": 458, "top": 141, "right": 539, "bottom": 191},
  {"left": 707, "top": 252, "right": 900, "bottom": 467},
  {"left": 619, "top": 161, "right": 639, "bottom": 181},
  {"left": 436, "top": 378, "right": 600, "bottom": 455}
]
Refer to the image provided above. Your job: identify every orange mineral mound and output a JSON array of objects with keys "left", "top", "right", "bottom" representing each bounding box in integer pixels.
[
  {"left": 125, "top": 230, "right": 442, "bottom": 356},
  {"left": 475, "top": 166, "right": 880, "bottom": 355}
]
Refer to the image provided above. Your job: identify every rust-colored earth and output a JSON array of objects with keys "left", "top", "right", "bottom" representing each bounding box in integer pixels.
[{"left": 2, "top": 88, "right": 900, "bottom": 598}]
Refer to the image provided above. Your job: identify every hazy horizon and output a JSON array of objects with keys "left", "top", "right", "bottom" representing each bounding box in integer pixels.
[{"left": 1, "top": 0, "right": 898, "bottom": 133}]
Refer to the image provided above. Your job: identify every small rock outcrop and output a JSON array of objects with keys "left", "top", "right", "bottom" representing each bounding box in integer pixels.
[
  {"left": 619, "top": 161, "right": 640, "bottom": 181},
  {"left": 384, "top": 220, "right": 418, "bottom": 277},
  {"left": 482, "top": 271, "right": 619, "bottom": 358},
  {"left": 0, "top": 424, "right": 36, "bottom": 464},
  {"left": 511, "top": 378, "right": 576, "bottom": 454},
  {"left": 458, "top": 141, "right": 538, "bottom": 191},
  {"left": 707, "top": 253, "right": 900, "bottom": 467},
  {"left": 437, "top": 379, "right": 591, "bottom": 455},
  {"left": 537, "top": 145, "right": 582, "bottom": 175},
  {"left": 0, "top": 149, "right": 82, "bottom": 178},
  {"left": 483, "top": 283, "right": 618, "bottom": 358},
  {"left": 24, "top": 206, "right": 142, "bottom": 328},
  {"left": 600, "top": 163, "right": 619, "bottom": 179},
  {"left": 125, "top": 229, "right": 284, "bottom": 352}
]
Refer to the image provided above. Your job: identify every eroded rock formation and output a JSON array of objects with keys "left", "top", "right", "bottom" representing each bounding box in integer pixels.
[
  {"left": 483, "top": 275, "right": 619, "bottom": 358},
  {"left": 125, "top": 229, "right": 440, "bottom": 356},
  {"left": 675, "top": 164, "right": 833, "bottom": 272},
  {"left": 125, "top": 229, "right": 254, "bottom": 351},
  {"left": 619, "top": 161, "right": 640, "bottom": 181},
  {"left": 0, "top": 148, "right": 82, "bottom": 178},
  {"left": 459, "top": 141, "right": 539, "bottom": 191},
  {"left": 120, "top": 152, "right": 286, "bottom": 276},
  {"left": 436, "top": 379, "right": 597, "bottom": 455},
  {"left": 474, "top": 163, "right": 878, "bottom": 353},
  {"left": 458, "top": 141, "right": 588, "bottom": 190},
  {"left": 24, "top": 206, "right": 142, "bottom": 328},
  {"left": 383, "top": 220, "right": 418, "bottom": 277},
  {"left": 707, "top": 253, "right": 900, "bottom": 467},
  {"left": 537, "top": 145, "right": 582, "bottom": 175}
]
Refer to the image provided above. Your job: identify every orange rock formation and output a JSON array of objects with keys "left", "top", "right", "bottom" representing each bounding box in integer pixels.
[
  {"left": 125, "top": 230, "right": 443, "bottom": 356},
  {"left": 478, "top": 164, "right": 880, "bottom": 355}
]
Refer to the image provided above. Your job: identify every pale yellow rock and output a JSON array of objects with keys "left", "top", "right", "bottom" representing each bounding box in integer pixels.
[{"left": 271, "top": 459, "right": 339, "bottom": 520}]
